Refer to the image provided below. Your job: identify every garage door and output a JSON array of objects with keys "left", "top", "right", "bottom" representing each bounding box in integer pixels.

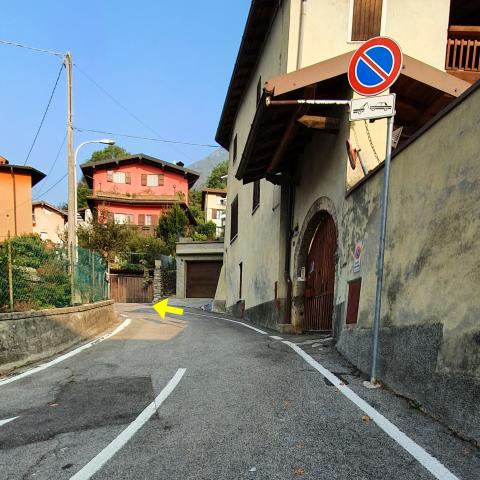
[{"left": 186, "top": 261, "right": 222, "bottom": 298}]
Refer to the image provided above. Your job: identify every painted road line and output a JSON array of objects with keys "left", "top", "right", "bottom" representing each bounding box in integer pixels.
[
  {"left": 187, "top": 311, "right": 268, "bottom": 335},
  {"left": 270, "top": 335, "right": 283, "bottom": 340},
  {"left": 0, "top": 416, "right": 19, "bottom": 427},
  {"left": 0, "top": 318, "right": 132, "bottom": 387},
  {"left": 70, "top": 368, "right": 186, "bottom": 480},
  {"left": 283, "top": 341, "right": 459, "bottom": 480}
]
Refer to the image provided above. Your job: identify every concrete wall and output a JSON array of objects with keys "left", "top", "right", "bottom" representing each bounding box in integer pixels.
[
  {"left": 0, "top": 300, "right": 118, "bottom": 374},
  {"left": 334, "top": 87, "right": 480, "bottom": 442}
]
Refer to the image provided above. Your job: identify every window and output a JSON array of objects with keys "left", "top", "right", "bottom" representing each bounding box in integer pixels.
[
  {"left": 108, "top": 171, "right": 131, "bottom": 184},
  {"left": 239, "top": 262, "right": 243, "bottom": 299},
  {"left": 252, "top": 180, "right": 260, "bottom": 212},
  {"left": 346, "top": 278, "right": 362, "bottom": 324},
  {"left": 230, "top": 195, "right": 238, "bottom": 242},
  {"left": 113, "top": 213, "right": 133, "bottom": 224},
  {"left": 138, "top": 214, "right": 158, "bottom": 227},
  {"left": 113, "top": 171, "right": 126, "bottom": 184},
  {"left": 145, "top": 215, "right": 152, "bottom": 226},
  {"left": 232, "top": 134, "right": 238, "bottom": 164},
  {"left": 141, "top": 174, "right": 164, "bottom": 187},
  {"left": 350, "top": 0, "right": 383, "bottom": 41}
]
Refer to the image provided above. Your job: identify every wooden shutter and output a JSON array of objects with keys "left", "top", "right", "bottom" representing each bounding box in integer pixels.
[
  {"left": 125, "top": 172, "right": 131, "bottom": 184},
  {"left": 152, "top": 214, "right": 159, "bottom": 226},
  {"left": 141, "top": 174, "right": 147, "bottom": 186},
  {"left": 107, "top": 171, "right": 113, "bottom": 182},
  {"left": 346, "top": 278, "right": 362, "bottom": 324},
  {"left": 252, "top": 180, "right": 260, "bottom": 211},
  {"left": 230, "top": 195, "right": 238, "bottom": 241},
  {"left": 138, "top": 214, "right": 145, "bottom": 226},
  {"left": 351, "top": 0, "right": 383, "bottom": 41},
  {"left": 158, "top": 174, "right": 164, "bottom": 186}
]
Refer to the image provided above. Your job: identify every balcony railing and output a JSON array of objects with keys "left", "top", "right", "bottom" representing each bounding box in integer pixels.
[{"left": 445, "top": 25, "right": 480, "bottom": 83}]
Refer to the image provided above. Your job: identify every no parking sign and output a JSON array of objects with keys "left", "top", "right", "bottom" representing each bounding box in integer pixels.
[{"left": 348, "top": 37, "right": 403, "bottom": 96}]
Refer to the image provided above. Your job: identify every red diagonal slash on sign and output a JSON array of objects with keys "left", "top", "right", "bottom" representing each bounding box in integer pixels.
[
  {"left": 348, "top": 36, "right": 403, "bottom": 96},
  {"left": 359, "top": 52, "right": 390, "bottom": 80}
]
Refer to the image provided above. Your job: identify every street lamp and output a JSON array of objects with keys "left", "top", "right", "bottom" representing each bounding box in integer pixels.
[{"left": 73, "top": 139, "right": 115, "bottom": 228}]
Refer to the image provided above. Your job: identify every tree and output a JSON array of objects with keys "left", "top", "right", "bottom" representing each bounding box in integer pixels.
[
  {"left": 77, "top": 214, "right": 132, "bottom": 264},
  {"left": 85, "top": 145, "right": 130, "bottom": 164},
  {"left": 157, "top": 204, "right": 189, "bottom": 255},
  {"left": 206, "top": 160, "right": 228, "bottom": 189},
  {"left": 188, "top": 189, "right": 204, "bottom": 223},
  {"left": 77, "top": 176, "right": 92, "bottom": 209}
]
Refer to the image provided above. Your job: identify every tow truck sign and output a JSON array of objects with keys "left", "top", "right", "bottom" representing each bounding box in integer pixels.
[{"left": 349, "top": 94, "right": 395, "bottom": 121}]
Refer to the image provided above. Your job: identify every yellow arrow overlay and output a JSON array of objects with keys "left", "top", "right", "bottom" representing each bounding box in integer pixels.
[{"left": 153, "top": 298, "right": 184, "bottom": 319}]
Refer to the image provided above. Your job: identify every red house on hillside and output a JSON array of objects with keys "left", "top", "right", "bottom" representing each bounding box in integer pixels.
[{"left": 81, "top": 154, "right": 199, "bottom": 233}]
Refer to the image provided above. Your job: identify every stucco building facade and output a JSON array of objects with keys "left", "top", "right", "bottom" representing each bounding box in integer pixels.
[{"left": 215, "top": 0, "right": 479, "bottom": 441}]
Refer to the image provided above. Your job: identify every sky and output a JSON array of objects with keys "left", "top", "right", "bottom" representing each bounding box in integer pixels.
[{"left": 0, "top": 1, "right": 250, "bottom": 206}]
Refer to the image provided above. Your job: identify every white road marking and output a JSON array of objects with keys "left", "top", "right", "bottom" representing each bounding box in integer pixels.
[
  {"left": 70, "top": 368, "right": 186, "bottom": 480},
  {"left": 269, "top": 335, "right": 283, "bottom": 340},
  {"left": 120, "top": 314, "right": 128, "bottom": 318},
  {"left": 0, "top": 318, "right": 131, "bottom": 387},
  {"left": 283, "top": 341, "right": 459, "bottom": 480},
  {"left": 187, "top": 311, "right": 268, "bottom": 335},
  {"left": 0, "top": 416, "right": 19, "bottom": 427}
]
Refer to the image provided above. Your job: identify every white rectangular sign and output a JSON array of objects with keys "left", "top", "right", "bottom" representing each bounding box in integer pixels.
[{"left": 349, "top": 94, "right": 395, "bottom": 121}]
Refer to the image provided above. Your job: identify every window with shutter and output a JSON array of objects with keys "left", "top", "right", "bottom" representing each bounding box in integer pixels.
[
  {"left": 141, "top": 174, "right": 147, "bottom": 186},
  {"left": 230, "top": 195, "right": 238, "bottom": 242},
  {"left": 232, "top": 135, "right": 238, "bottom": 164},
  {"left": 351, "top": 0, "right": 383, "bottom": 41},
  {"left": 158, "top": 174, "right": 164, "bottom": 186},
  {"left": 125, "top": 172, "right": 132, "bottom": 184},
  {"left": 252, "top": 180, "right": 260, "bottom": 212},
  {"left": 138, "top": 214, "right": 145, "bottom": 226},
  {"left": 107, "top": 171, "right": 113, "bottom": 182},
  {"left": 151, "top": 215, "right": 159, "bottom": 227}
]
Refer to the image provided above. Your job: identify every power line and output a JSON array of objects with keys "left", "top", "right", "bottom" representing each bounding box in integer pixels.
[
  {"left": 74, "top": 127, "right": 218, "bottom": 148},
  {"left": 0, "top": 39, "right": 64, "bottom": 57},
  {"left": 34, "top": 172, "right": 68, "bottom": 199},
  {"left": 33, "top": 133, "right": 67, "bottom": 192},
  {"left": 73, "top": 63, "right": 198, "bottom": 160},
  {"left": 24, "top": 63, "right": 65, "bottom": 165}
]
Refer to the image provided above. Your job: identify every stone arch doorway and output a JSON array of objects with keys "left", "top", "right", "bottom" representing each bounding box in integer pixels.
[{"left": 293, "top": 197, "right": 338, "bottom": 333}]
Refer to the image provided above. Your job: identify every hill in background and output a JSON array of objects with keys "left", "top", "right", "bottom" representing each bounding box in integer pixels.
[{"left": 188, "top": 148, "right": 228, "bottom": 189}]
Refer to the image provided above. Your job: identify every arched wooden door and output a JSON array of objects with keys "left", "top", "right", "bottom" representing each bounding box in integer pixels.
[{"left": 304, "top": 214, "right": 336, "bottom": 332}]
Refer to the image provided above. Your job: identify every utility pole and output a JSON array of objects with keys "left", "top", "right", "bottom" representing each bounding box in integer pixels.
[{"left": 65, "top": 52, "right": 75, "bottom": 304}]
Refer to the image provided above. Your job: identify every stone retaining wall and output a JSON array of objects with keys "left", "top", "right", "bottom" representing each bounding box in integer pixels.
[{"left": 0, "top": 300, "right": 118, "bottom": 374}]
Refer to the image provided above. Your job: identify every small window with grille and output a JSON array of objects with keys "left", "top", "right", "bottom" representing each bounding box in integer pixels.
[
  {"left": 230, "top": 195, "right": 238, "bottom": 242},
  {"left": 252, "top": 180, "right": 260, "bottom": 213}
]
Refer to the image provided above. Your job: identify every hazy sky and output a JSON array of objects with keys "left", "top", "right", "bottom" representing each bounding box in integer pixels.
[{"left": 0, "top": 1, "right": 249, "bottom": 205}]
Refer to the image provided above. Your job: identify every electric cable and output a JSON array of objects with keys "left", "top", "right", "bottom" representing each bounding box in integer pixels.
[{"left": 23, "top": 63, "right": 65, "bottom": 165}]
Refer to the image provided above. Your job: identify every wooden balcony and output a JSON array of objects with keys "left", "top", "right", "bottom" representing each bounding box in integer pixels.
[{"left": 445, "top": 25, "right": 480, "bottom": 83}]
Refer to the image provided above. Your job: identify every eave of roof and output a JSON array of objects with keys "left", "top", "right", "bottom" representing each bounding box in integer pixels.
[
  {"left": 32, "top": 200, "right": 67, "bottom": 218},
  {"left": 80, "top": 154, "right": 200, "bottom": 189},
  {"left": 235, "top": 52, "right": 471, "bottom": 183},
  {"left": 215, "top": 0, "right": 282, "bottom": 149},
  {"left": 0, "top": 164, "right": 46, "bottom": 187}
]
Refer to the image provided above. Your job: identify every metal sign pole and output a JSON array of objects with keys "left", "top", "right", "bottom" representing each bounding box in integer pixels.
[{"left": 370, "top": 111, "right": 395, "bottom": 384}]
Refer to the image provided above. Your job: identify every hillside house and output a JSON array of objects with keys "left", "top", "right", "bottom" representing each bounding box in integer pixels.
[
  {"left": 201, "top": 188, "right": 227, "bottom": 238},
  {"left": 32, "top": 201, "right": 67, "bottom": 245},
  {"left": 0, "top": 155, "right": 45, "bottom": 240},
  {"left": 215, "top": 0, "right": 478, "bottom": 441},
  {"left": 80, "top": 154, "right": 199, "bottom": 233}
]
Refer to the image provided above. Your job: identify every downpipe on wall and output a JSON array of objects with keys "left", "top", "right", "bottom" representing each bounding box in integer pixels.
[{"left": 284, "top": 181, "right": 295, "bottom": 324}]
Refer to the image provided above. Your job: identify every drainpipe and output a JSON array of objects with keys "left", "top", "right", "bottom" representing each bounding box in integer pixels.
[
  {"left": 284, "top": 181, "right": 295, "bottom": 324},
  {"left": 297, "top": 0, "right": 307, "bottom": 69}
]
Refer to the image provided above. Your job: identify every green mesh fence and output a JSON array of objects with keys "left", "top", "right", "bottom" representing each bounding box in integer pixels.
[{"left": 0, "top": 235, "right": 107, "bottom": 313}]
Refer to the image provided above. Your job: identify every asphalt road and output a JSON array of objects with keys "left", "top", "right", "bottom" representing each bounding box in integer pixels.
[{"left": 0, "top": 303, "right": 478, "bottom": 479}]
